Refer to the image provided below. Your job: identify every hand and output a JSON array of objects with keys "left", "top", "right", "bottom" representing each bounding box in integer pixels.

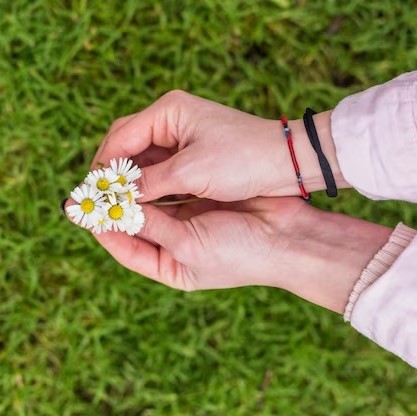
[
  {"left": 93, "top": 197, "right": 310, "bottom": 291},
  {"left": 91, "top": 91, "right": 348, "bottom": 202},
  {"left": 91, "top": 196, "right": 391, "bottom": 314}
]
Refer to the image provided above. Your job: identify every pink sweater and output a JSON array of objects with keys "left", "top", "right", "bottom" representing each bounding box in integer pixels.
[{"left": 331, "top": 71, "right": 417, "bottom": 369}]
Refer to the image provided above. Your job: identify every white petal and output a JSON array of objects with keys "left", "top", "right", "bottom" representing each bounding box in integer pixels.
[
  {"left": 73, "top": 213, "right": 84, "bottom": 224},
  {"left": 110, "top": 182, "right": 125, "bottom": 193},
  {"left": 80, "top": 214, "right": 88, "bottom": 228},
  {"left": 71, "top": 188, "right": 83, "bottom": 203},
  {"left": 120, "top": 157, "right": 128, "bottom": 172},
  {"left": 126, "top": 166, "right": 142, "bottom": 182},
  {"left": 125, "top": 159, "right": 133, "bottom": 171},
  {"left": 104, "top": 168, "right": 118, "bottom": 182},
  {"left": 66, "top": 204, "right": 80, "bottom": 214},
  {"left": 88, "top": 211, "right": 101, "bottom": 225}
]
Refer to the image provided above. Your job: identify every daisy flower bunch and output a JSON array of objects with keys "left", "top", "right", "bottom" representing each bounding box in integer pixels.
[{"left": 66, "top": 158, "right": 145, "bottom": 236}]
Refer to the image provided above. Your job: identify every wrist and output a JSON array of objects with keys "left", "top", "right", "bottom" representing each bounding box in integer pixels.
[
  {"left": 274, "top": 207, "right": 392, "bottom": 314},
  {"left": 273, "top": 110, "right": 350, "bottom": 197}
]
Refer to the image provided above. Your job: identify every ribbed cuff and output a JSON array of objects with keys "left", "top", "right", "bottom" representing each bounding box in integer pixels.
[{"left": 344, "top": 222, "right": 417, "bottom": 322}]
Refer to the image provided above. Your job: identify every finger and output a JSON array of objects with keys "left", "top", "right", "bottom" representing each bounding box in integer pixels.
[
  {"left": 96, "top": 204, "right": 195, "bottom": 289},
  {"left": 92, "top": 91, "right": 188, "bottom": 170},
  {"left": 94, "top": 231, "right": 162, "bottom": 281},
  {"left": 95, "top": 231, "right": 192, "bottom": 290},
  {"left": 91, "top": 110, "right": 153, "bottom": 169},
  {"left": 90, "top": 114, "right": 136, "bottom": 170},
  {"left": 138, "top": 152, "right": 196, "bottom": 202},
  {"left": 108, "top": 114, "right": 137, "bottom": 135},
  {"left": 63, "top": 198, "right": 192, "bottom": 253},
  {"left": 61, "top": 190, "right": 184, "bottom": 242},
  {"left": 132, "top": 145, "right": 176, "bottom": 201},
  {"left": 139, "top": 203, "right": 182, "bottom": 246},
  {"left": 131, "top": 144, "right": 175, "bottom": 168},
  {"left": 140, "top": 204, "right": 191, "bottom": 255},
  {"left": 62, "top": 197, "right": 181, "bottom": 286}
]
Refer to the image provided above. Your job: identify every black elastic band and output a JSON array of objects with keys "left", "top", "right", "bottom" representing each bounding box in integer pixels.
[{"left": 303, "top": 108, "right": 338, "bottom": 197}]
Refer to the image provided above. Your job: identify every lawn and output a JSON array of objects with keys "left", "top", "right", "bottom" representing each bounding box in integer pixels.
[{"left": 1, "top": 1, "right": 417, "bottom": 415}]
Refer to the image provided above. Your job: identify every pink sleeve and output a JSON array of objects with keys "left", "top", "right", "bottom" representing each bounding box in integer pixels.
[
  {"left": 331, "top": 71, "right": 417, "bottom": 368},
  {"left": 350, "top": 235, "right": 417, "bottom": 368},
  {"left": 331, "top": 71, "right": 417, "bottom": 203},
  {"left": 346, "top": 223, "right": 417, "bottom": 368}
]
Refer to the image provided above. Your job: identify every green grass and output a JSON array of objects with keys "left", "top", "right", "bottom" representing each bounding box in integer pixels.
[{"left": 1, "top": 0, "right": 417, "bottom": 414}]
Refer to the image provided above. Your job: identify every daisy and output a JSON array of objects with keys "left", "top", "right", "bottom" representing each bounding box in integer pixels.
[
  {"left": 125, "top": 204, "right": 145, "bottom": 236},
  {"left": 66, "top": 158, "right": 145, "bottom": 235},
  {"left": 66, "top": 184, "right": 106, "bottom": 229},
  {"left": 119, "top": 182, "right": 144, "bottom": 204},
  {"left": 92, "top": 217, "right": 111, "bottom": 235},
  {"left": 85, "top": 168, "right": 124, "bottom": 194},
  {"left": 104, "top": 193, "right": 136, "bottom": 233},
  {"left": 110, "top": 157, "right": 142, "bottom": 186}
]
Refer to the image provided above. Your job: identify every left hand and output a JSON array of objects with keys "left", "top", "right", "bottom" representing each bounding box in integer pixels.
[{"left": 89, "top": 92, "right": 348, "bottom": 202}]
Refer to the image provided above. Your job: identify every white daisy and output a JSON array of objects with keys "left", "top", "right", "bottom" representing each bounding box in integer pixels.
[
  {"left": 125, "top": 204, "right": 145, "bottom": 236},
  {"left": 104, "top": 193, "right": 135, "bottom": 233},
  {"left": 85, "top": 168, "right": 124, "bottom": 194},
  {"left": 119, "top": 182, "right": 144, "bottom": 204},
  {"left": 92, "top": 217, "right": 111, "bottom": 235},
  {"left": 126, "top": 205, "right": 145, "bottom": 235},
  {"left": 66, "top": 184, "right": 106, "bottom": 229},
  {"left": 110, "top": 157, "right": 142, "bottom": 186},
  {"left": 66, "top": 158, "right": 144, "bottom": 235}
]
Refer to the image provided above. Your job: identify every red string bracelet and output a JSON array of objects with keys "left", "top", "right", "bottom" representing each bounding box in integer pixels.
[{"left": 281, "top": 116, "right": 311, "bottom": 202}]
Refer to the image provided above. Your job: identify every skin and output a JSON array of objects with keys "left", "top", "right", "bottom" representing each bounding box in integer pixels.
[{"left": 65, "top": 90, "right": 392, "bottom": 314}]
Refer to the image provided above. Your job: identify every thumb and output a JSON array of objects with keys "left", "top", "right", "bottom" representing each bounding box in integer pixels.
[
  {"left": 138, "top": 153, "right": 197, "bottom": 202},
  {"left": 140, "top": 204, "right": 195, "bottom": 263}
]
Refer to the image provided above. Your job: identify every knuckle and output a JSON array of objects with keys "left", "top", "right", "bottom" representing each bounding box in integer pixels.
[
  {"left": 173, "top": 222, "right": 202, "bottom": 263},
  {"left": 172, "top": 237, "right": 194, "bottom": 262},
  {"left": 161, "top": 89, "right": 189, "bottom": 103},
  {"left": 180, "top": 280, "right": 197, "bottom": 292},
  {"left": 159, "top": 266, "right": 196, "bottom": 293},
  {"left": 157, "top": 90, "right": 194, "bottom": 140}
]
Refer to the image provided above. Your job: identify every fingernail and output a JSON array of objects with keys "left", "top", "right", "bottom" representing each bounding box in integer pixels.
[{"left": 60, "top": 198, "right": 68, "bottom": 215}]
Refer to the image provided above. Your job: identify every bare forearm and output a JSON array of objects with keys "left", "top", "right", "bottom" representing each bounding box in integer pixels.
[{"left": 276, "top": 207, "right": 392, "bottom": 314}]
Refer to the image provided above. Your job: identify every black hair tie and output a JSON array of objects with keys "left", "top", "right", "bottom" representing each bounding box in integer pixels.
[{"left": 303, "top": 108, "right": 338, "bottom": 197}]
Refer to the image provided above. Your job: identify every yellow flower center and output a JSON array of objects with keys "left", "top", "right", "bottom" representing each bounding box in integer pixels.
[
  {"left": 109, "top": 205, "right": 123, "bottom": 220},
  {"left": 117, "top": 175, "right": 127, "bottom": 186},
  {"left": 80, "top": 198, "right": 94, "bottom": 214},
  {"left": 97, "top": 178, "right": 110, "bottom": 191},
  {"left": 126, "top": 191, "right": 133, "bottom": 203}
]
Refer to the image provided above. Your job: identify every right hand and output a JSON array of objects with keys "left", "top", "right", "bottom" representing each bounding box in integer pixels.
[{"left": 89, "top": 197, "right": 312, "bottom": 291}]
